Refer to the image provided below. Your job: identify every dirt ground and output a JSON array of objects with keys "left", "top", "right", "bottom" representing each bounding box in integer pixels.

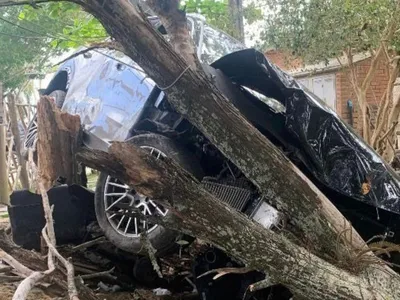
[
  {"left": 0, "top": 216, "right": 55, "bottom": 300},
  {"left": 0, "top": 204, "right": 195, "bottom": 300},
  {"left": 0, "top": 284, "right": 53, "bottom": 300}
]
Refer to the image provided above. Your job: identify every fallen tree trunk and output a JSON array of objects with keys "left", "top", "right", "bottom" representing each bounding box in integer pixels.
[
  {"left": 75, "top": 0, "right": 367, "bottom": 263},
  {"left": 77, "top": 142, "right": 400, "bottom": 300},
  {"left": 2, "top": 0, "right": 399, "bottom": 297},
  {"left": 0, "top": 0, "right": 375, "bottom": 267},
  {"left": 37, "top": 96, "right": 83, "bottom": 190}
]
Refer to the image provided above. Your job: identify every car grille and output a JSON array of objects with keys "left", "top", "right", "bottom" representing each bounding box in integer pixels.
[{"left": 201, "top": 179, "right": 251, "bottom": 211}]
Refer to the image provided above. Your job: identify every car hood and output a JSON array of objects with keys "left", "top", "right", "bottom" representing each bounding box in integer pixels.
[{"left": 212, "top": 49, "right": 400, "bottom": 214}]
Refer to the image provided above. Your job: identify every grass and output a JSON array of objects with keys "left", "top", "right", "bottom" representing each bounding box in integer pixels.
[{"left": 86, "top": 169, "right": 99, "bottom": 191}]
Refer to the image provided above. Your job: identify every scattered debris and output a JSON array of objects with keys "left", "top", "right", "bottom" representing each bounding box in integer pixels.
[{"left": 153, "top": 288, "right": 171, "bottom": 296}]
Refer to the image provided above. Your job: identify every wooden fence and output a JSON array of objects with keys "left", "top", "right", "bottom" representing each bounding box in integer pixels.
[{"left": 4, "top": 101, "right": 36, "bottom": 191}]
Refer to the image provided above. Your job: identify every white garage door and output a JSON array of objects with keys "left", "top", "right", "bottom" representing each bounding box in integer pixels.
[{"left": 298, "top": 74, "right": 336, "bottom": 110}]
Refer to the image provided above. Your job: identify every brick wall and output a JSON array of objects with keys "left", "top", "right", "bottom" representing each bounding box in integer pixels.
[
  {"left": 335, "top": 55, "right": 389, "bottom": 131},
  {"left": 265, "top": 49, "right": 303, "bottom": 71},
  {"left": 265, "top": 50, "right": 390, "bottom": 133}
]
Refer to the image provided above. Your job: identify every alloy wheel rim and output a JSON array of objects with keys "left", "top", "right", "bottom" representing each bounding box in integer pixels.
[{"left": 103, "top": 146, "right": 168, "bottom": 237}]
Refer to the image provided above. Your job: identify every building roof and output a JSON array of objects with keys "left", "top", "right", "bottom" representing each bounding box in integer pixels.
[{"left": 289, "top": 52, "right": 371, "bottom": 77}]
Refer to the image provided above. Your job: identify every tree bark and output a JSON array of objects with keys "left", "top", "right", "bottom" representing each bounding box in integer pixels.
[
  {"left": 7, "top": 94, "right": 29, "bottom": 189},
  {"left": 76, "top": 0, "right": 366, "bottom": 262},
  {"left": 77, "top": 142, "right": 400, "bottom": 300},
  {"left": 37, "top": 96, "right": 82, "bottom": 190},
  {"left": 0, "top": 82, "right": 9, "bottom": 205},
  {"left": 229, "top": 0, "right": 245, "bottom": 43},
  {"left": 147, "top": 0, "right": 198, "bottom": 67}
]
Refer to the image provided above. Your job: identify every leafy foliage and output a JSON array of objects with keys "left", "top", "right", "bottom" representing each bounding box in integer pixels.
[
  {"left": 19, "top": 3, "right": 107, "bottom": 49},
  {"left": 262, "top": 0, "right": 400, "bottom": 63},
  {"left": 0, "top": 2, "right": 106, "bottom": 90},
  {"left": 183, "top": 0, "right": 262, "bottom": 40},
  {"left": 0, "top": 0, "right": 261, "bottom": 91}
]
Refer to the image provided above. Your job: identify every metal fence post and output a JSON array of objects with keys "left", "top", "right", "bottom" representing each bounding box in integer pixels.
[{"left": 0, "top": 83, "right": 10, "bottom": 205}]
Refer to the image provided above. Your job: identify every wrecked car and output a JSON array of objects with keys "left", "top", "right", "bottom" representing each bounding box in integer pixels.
[{"left": 21, "top": 12, "right": 400, "bottom": 300}]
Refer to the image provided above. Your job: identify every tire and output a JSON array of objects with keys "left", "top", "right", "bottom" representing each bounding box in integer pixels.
[{"left": 95, "top": 133, "right": 203, "bottom": 255}]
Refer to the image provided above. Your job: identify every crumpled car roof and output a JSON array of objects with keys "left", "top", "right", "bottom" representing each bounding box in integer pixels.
[{"left": 212, "top": 49, "right": 400, "bottom": 214}]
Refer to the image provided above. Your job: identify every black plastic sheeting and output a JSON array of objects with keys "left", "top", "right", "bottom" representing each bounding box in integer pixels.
[{"left": 212, "top": 49, "right": 400, "bottom": 215}]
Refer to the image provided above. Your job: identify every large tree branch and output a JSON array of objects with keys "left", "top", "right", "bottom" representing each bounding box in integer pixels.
[
  {"left": 147, "top": 0, "right": 198, "bottom": 67},
  {"left": 77, "top": 142, "right": 400, "bottom": 300},
  {"left": 70, "top": 0, "right": 371, "bottom": 265}
]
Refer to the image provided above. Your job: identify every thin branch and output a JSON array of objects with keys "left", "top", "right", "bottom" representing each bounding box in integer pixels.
[
  {"left": 361, "top": 45, "right": 383, "bottom": 91},
  {"left": 372, "top": 59, "right": 400, "bottom": 148},
  {"left": 336, "top": 56, "right": 345, "bottom": 68},
  {"left": 381, "top": 42, "right": 391, "bottom": 63},
  {"left": 0, "top": 274, "right": 23, "bottom": 282},
  {"left": 0, "top": 266, "right": 13, "bottom": 273},
  {"left": 71, "top": 236, "right": 106, "bottom": 251},
  {"left": 391, "top": 55, "right": 400, "bottom": 62},
  {"left": 12, "top": 270, "right": 54, "bottom": 300},
  {"left": 377, "top": 121, "right": 399, "bottom": 146},
  {"left": 198, "top": 267, "right": 254, "bottom": 280},
  {"left": 141, "top": 233, "right": 163, "bottom": 279},
  {"left": 42, "top": 227, "right": 80, "bottom": 300},
  {"left": 0, "top": 249, "right": 33, "bottom": 278},
  {"left": 37, "top": 174, "right": 56, "bottom": 246},
  {"left": 79, "top": 267, "right": 116, "bottom": 281}
]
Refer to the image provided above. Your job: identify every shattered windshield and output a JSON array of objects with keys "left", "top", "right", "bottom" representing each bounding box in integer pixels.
[{"left": 200, "top": 24, "right": 245, "bottom": 64}]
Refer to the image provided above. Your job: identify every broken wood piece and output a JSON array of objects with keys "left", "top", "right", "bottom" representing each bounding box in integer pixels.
[
  {"left": 42, "top": 227, "right": 80, "bottom": 300},
  {"left": 37, "top": 96, "right": 82, "bottom": 190},
  {"left": 0, "top": 231, "right": 99, "bottom": 300},
  {"left": 0, "top": 265, "right": 13, "bottom": 273},
  {"left": 0, "top": 248, "right": 33, "bottom": 278},
  {"left": 197, "top": 267, "right": 254, "bottom": 280},
  {"left": 79, "top": 267, "right": 116, "bottom": 281},
  {"left": 12, "top": 226, "right": 56, "bottom": 300},
  {"left": 13, "top": 269, "right": 54, "bottom": 300},
  {"left": 0, "top": 274, "right": 23, "bottom": 282},
  {"left": 141, "top": 233, "right": 163, "bottom": 279},
  {"left": 249, "top": 276, "right": 273, "bottom": 293},
  {"left": 72, "top": 237, "right": 106, "bottom": 251}
]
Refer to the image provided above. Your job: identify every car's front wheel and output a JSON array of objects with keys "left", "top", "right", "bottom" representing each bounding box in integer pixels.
[{"left": 94, "top": 133, "right": 203, "bottom": 255}]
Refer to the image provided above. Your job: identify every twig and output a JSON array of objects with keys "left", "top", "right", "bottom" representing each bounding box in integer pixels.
[
  {"left": 12, "top": 224, "right": 56, "bottom": 300},
  {"left": 141, "top": 233, "right": 163, "bottom": 279},
  {"left": 376, "top": 121, "right": 399, "bottom": 146},
  {"left": 0, "top": 249, "right": 33, "bottom": 277},
  {"left": 42, "top": 227, "right": 80, "bottom": 300},
  {"left": 242, "top": 276, "right": 273, "bottom": 300},
  {"left": 197, "top": 267, "right": 253, "bottom": 280},
  {"left": 0, "top": 274, "right": 23, "bottom": 282},
  {"left": 0, "top": 265, "right": 13, "bottom": 273},
  {"left": 13, "top": 270, "right": 54, "bottom": 300},
  {"left": 249, "top": 276, "right": 272, "bottom": 292},
  {"left": 72, "top": 237, "right": 106, "bottom": 251},
  {"left": 79, "top": 267, "right": 116, "bottom": 280},
  {"left": 37, "top": 177, "right": 56, "bottom": 246}
]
